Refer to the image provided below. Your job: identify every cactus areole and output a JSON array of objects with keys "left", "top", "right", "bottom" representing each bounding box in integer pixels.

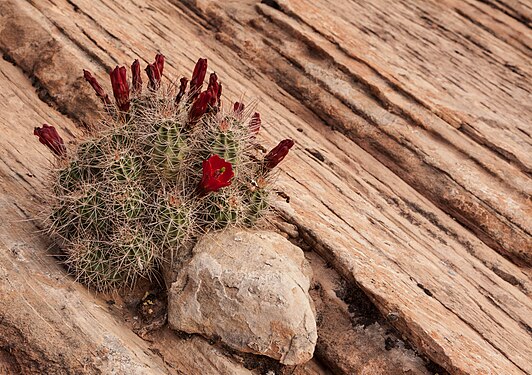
[{"left": 34, "top": 54, "right": 294, "bottom": 291}]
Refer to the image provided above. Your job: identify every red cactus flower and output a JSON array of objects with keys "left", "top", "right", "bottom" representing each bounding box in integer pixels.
[
  {"left": 198, "top": 154, "right": 234, "bottom": 195},
  {"left": 207, "top": 73, "right": 219, "bottom": 92},
  {"left": 233, "top": 102, "right": 244, "bottom": 115},
  {"left": 145, "top": 53, "right": 165, "bottom": 90},
  {"left": 83, "top": 69, "right": 111, "bottom": 105},
  {"left": 155, "top": 53, "right": 164, "bottom": 74},
  {"left": 190, "top": 58, "right": 207, "bottom": 97},
  {"left": 207, "top": 73, "right": 221, "bottom": 107},
  {"left": 175, "top": 77, "right": 189, "bottom": 105},
  {"left": 264, "top": 139, "right": 294, "bottom": 169},
  {"left": 233, "top": 102, "right": 244, "bottom": 117},
  {"left": 131, "top": 59, "right": 142, "bottom": 95},
  {"left": 189, "top": 90, "right": 213, "bottom": 123},
  {"left": 249, "top": 112, "right": 261, "bottom": 137},
  {"left": 34, "top": 124, "right": 66, "bottom": 156},
  {"left": 110, "top": 66, "right": 130, "bottom": 112},
  {"left": 216, "top": 82, "right": 223, "bottom": 106}
]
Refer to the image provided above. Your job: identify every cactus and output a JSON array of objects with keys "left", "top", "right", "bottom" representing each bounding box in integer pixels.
[
  {"left": 109, "top": 152, "right": 142, "bottom": 181},
  {"left": 152, "top": 120, "right": 189, "bottom": 180},
  {"left": 112, "top": 184, "right": 146, "bottom": 222},
  {"left": 112, "top": 226, "right": 157, "bottom": 283},
  {"left": 244, "top": 187, "right": 270, "bottom": 226},
  {"left": 73, "top": 185, "right": 109, "bottom": 234},
  {"left": 55, "top": 161, "right": 83, "bottom": 193},
  {"left": 37, "top": 55, "right": 294, "bottom": 292},
  {"left": 209, "top": 129, "right": 239, "bottom": 164},
  {"left": 66, "top": 240, "right": 124, "bottom": 291},
  {"left": 154, "top": 193, "right": 193, "bottom": 249},
  {"left": 202, "top": 192, "right": 240, "bottom": 229}
]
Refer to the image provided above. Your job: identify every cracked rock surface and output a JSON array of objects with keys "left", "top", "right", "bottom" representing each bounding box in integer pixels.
[{"left": 168, "top": 229, "right": 317, "bottom": 365}]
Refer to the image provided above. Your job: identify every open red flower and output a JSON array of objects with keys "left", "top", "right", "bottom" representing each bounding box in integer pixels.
[
  {"left": 83, "top": 69, "right": 111, "bottom": 105},
  {"left": 264, "top": 139, "right": 294, "bottom": 169},
  {"left": 110, "top": 66, "right": 130, "bottom": 111},
  {"left": 131, "top": 59, "right": 142, "bottom": 95},
  {"left": 190, "top": 58, "right": 207, "bottom": 97},
  {"left": 34, "top": 124, "right": 66, "bottom": 156},
  {"left": 145, "top": 53, "right": 165, "bottom": 90},
  {"left": 198, "top": 154, "right": 234, "bottom": 195}
]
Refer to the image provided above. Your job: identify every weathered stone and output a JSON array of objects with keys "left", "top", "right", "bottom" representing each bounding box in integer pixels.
[{"left": 168, "top": 229, "right": 317, "bottom": 365}]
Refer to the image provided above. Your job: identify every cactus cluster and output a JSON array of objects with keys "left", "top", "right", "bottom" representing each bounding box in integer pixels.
[{"left": 34, "top": 54, "right": 294, "bottom": 291}]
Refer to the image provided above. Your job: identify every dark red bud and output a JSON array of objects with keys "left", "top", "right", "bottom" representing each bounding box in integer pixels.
[
  {"left": 34, "top": 124, "right": 66, "bottom": 156},
  {"left": 189, "top": 90, "right": 213, "bottom": 123},
  {"left": 207, "top": 73, "right": 221, "bottom": 108},
  {"left": 155, "top": 53, "right": 165, "bottom": 75},
  {"left": 249, "top": 112, "right": 261, "bottom": 137},
  {"left": 83, "top": 69, "right": 111, "bottom": 105},
  {"left": 190, "top": 58, "right": 207, "bottom": 97},
  {"left": 233, "top": 102, "right": 245, "bottom": 119},
  {"left": 131, "top": 59, "right": 142, "bottom": 95},
  {"left": 264, "top": 139, "right": 294, "bottom": 169},
  {"left": 110, "top": 66, "right": 130, "bottom": 112},
  {"left": 145, "top": 53, "right": 165, "bottom": 91},
  {"left": 217, "top": 82, "right": 223, "bottom": 106},
  {"left": 175, "top": 77, "right": 188, "bottom": 105},
  {"left": 208, "top": 72, "right": 218, "bottom": 90}
]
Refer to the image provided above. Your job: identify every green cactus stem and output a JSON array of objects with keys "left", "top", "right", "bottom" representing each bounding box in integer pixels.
[
  {"left": 244, "top": 188, "right": 270, "bottom": 226},
  {"left": 203, "top": 193, "right": 240, "bottom": 229},
  {"left": 152, "top": 120, "right": 189, "bottom": 180},
  {"left": 209, "top": 130, "right": 239, "bottom": 164},
  {"left": 155, "top": 195, "right": 191, "bottom": 249}
]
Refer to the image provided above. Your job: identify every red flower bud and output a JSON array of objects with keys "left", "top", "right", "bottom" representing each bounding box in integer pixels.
[
  {"left": 131, "top": 59, "right": 142, "bottom": 95},
  {"left": 189, "top": 90, "right": 213, "bottom": 123},
  {"left": 175, "top": 77, "right": 188, "bottom": 105},
  {"left": 199, "top": 154, "right": 234, "bottom": 195},
  {"left": 34, "top": 124, "right": 66, "bottom": 156},
  {"left": 217, "top": 82, "right": 223, "bottom": 106},
  {"left": 264, "top": 139, "right": 294, "bottom": 169},
  {"left": 155, "top": 53, "right": 165, "bottom": 75},
  {"left": 145, "top": 53, "right": 165, "bottom": 91},
  {"left": 110, "top": 66, "right": 130, "bottom": 112},
  {"left": 219, "top": 118, "right": 230, "bottom": 132},
  {"left": 233, "top": 102, "right": 244, "bottom": 117},
  {"left": 190, "top": 58, "right": 207, "bottom": 97},
  {"left": 207, "top": 73, "right": 221, "bottom": 108},
  {"left": 83, "top": 69, "right": 111, "bottom": 105},
  {"left": 249, "top": 112, "right": 261, "bottom": 137}
]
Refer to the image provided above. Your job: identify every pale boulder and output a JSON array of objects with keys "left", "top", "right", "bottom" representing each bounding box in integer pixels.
[{"left": 167, "top": 229, "right": 317, "bottom": 365}]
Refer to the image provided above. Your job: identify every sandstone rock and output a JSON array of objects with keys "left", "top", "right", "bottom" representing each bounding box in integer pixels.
[
  {"left": 167, "top": 229, "right": 317, "bottom": 365},
  {"left": 2, "top": 0, "right": 531, "bottom": 373}
]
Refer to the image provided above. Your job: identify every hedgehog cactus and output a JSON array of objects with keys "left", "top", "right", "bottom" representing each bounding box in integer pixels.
[{"left": 34, "top": 55, "right": 294, "bottom": 291}]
